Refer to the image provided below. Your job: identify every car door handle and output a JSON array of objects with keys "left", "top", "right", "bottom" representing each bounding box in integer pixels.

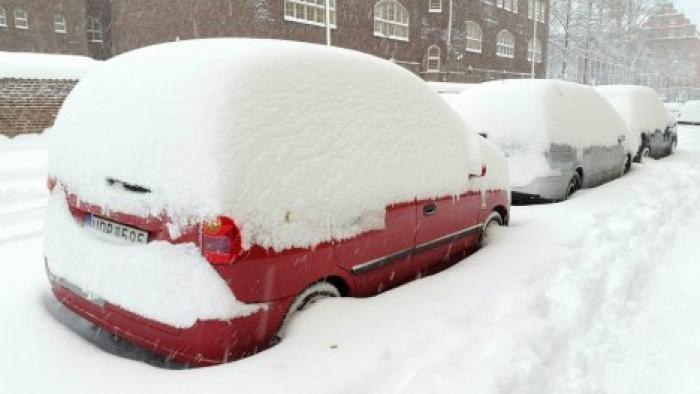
[{"left": 423, "top": 203, "right": 438, "bottom": 216}]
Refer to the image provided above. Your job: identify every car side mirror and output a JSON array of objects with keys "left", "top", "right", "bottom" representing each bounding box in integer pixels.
[{"left": 469, "top": 165, "right": 487, "bottom": 179}]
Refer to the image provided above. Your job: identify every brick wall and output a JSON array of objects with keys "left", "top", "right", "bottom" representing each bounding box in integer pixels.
[{"left": 0, "top": 78, "right": 76, "bottom": 136}]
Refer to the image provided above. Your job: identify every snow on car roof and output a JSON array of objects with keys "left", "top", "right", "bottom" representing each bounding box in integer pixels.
[
  {"left": 679, "top": 100, "right": 700, "bottom": 123},
  {"left": 597, "top": 85, "right": 675, "bottom": 134},
  {"left": 49, "top": 38, "right": 483, "bottom": 251},
  {"left": 449, "top": 79, "right": 633, "bottom": 156},
  {"left": 0, "top": 51, "right": 97, "bottom": 80}
]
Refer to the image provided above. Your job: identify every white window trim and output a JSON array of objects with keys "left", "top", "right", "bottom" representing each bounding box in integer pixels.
[
  {"left": 528, "top": 38, "right": 542, "bottom": 63},
  {"left": 496, "top": 0, "right": 518, "bottom": 13},
  {"left": 465, "top": 21, "right": 482, "bottom": 53},
  {"left": 426, "top": 45, "right": 441, "bottom": 72},
  {"left": 528, "top": 0, "right": 546, "bottom": 22},
  {"left": 283, "top": 0, "right": 337, "bottom": 29},
  {"left": 429, "top": 0, "right": 442, "bottom": 13},
  {"left": 54, "top": 14, "right": 66, "bottom": 33},
  {"left": 0, "top": 7, "right": 7, "bottom": 27},
  {"left": 14, "top": 8, "right": 28, "bottom": 30},
  {"left": 496, "top": 30, "right": 515, "bottom": 58},
  {"left": 86, "top": 17, "right": 103, "bottom": 43},
  {"left": 374, "top": 0, "right": 410, "bottom": 42}
]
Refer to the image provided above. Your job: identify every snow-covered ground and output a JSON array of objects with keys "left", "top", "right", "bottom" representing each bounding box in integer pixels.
[{"left": 3, "top": 127, "right": 700, "bottom": 393}]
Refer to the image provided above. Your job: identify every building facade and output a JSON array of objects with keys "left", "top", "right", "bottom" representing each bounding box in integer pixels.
[
  {"left": 1, "top": 0, "right": 549, "bottom": 82},
  {"left": 642, "top": 1, "right": 700, "bottom": 100},
  {"left": 0, "top": 0, "right": 110, "bottom": 59}
]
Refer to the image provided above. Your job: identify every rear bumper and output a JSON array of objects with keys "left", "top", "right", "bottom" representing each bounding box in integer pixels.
[
  {"left": 48, "top": 267, "right": 292, "bottom": 366},
  {"left": 510, "top": 191, "right": 556, "bottom": 205}
]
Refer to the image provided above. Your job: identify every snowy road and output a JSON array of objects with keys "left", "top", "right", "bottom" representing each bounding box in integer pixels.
[{"left": 2, "top": 128, "right": 700, "bottom": 393}]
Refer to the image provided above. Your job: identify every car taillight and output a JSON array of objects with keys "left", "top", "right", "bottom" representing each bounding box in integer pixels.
[
  {"left": 200, "top": 216, "right": 243, "bottom": 265},
  {"left": 47, "top": 177, "right": 57, "bottom": 192}
]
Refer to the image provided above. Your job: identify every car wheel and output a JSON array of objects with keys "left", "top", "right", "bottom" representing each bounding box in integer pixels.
[
  {"left": 641, "top": 146, "right": 651, "bottom": 162},
  {"left": 565, "top": 173, "right": 581, "bottom": 200},
  {"left": 621, "top": 155, "right": 631, "bottom": 176},
  {"left": 275, "top": 282, "right": 341, "bottom": 340},
  {"left": 480, "top": 211, "right": 503, "bottom": 246}
]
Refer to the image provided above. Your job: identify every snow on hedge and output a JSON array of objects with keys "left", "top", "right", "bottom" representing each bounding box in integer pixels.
[
  {"left": 597, "top": 85, "right": 674, "bottom": 136},
  {"left": 0, "top": 51, "right": 97, "bottom": 80},
  {"left": 679, "top": 100, "right": 700, "bottom": 124},
  {"left": 49, "top": 39, "right": 482, "bottom": 252},
  {"left": 449, "top": 79, "right": 632, "bottom": 186},
  {"left": 45, "top": 192, "right": 261, "bottom": 327}
]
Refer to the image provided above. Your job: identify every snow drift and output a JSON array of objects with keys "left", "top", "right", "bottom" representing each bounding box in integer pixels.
[
  {"left": 48, "top": 38, "right": 482, "bottom": 252},
  {"left": 449, "top": 79, "right": 631, "bottom": 186}
]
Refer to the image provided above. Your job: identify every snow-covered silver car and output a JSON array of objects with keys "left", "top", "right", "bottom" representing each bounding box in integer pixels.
[{"left": 450, "top": 80, "right": 636, "bottom": 204}]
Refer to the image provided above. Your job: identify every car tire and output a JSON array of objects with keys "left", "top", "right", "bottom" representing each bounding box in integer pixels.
[
  {"left": 480, "top": 211, "right": 503, "bottom": 246},
  {"left": 275, "top": 282, "right": 341, "bottom": 340},
  {"left": 565, "top": 173, "right": 581, "bottom": 200},
  {"left": 641, "top": 146, "right": 651, "bottom": 162}
]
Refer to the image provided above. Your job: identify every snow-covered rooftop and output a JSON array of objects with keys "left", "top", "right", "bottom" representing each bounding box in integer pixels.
[{"left": 0, "top": 51, "right": 98, "bottom": 80}]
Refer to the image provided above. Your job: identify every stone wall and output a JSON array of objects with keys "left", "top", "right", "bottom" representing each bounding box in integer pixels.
[{"left": 0, "top": 78, "right": 76, "bottom": 137}]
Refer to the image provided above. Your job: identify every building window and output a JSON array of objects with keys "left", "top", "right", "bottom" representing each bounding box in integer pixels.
[
  {"left": 497, "top": 0, "right": 518, "bottom": 13},
  {"left": 496, "top": 30, "right": 514, "bottom": 58},
  {"left": 429, "top": 0, "right": 442, "bottom": 13},
  {"left": 0, "top": 7, "right": 6, "bottom": 27},
  {"left": 528, "top": 0, "right": 545, "bottom": 22},
  {"left": 14, "top": 8, "right": 28, "bottom": 29},
  {"left": 87, "top": 17, "right": 103, "bottom": 42},
  {"left": 54, "top": 14, "right": 66, "bottom": 33},
  {"left": 284, "top": 0, "right": 337, "bottom": 28},
  {"left": 426, "top": 45, "right": 440, "bottom": 72},
  {"left": 374, "top": 0, "right": 410, "bottom": 42},
  {"left": 528, "top": 38, "right": 542, "bottom": 63},
  {"left": 465, "top": 21, "right": 482, "bottom": 53}
]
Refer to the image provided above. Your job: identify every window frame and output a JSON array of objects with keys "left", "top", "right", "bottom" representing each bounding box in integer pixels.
[
  {"left": 426, "top": 45, "right": 441, "bottom": 72},
  {"left": 14, "top": 8, "right": 28, "bottom": 30},
  {"left": 528, "top": 38, "right": 542, "bottom": 63},
  {"left": 496, "top": 30, "right": 515, "bottom": 58},
  {"left": 497, "top": 0, "right": 518, "bottom": 13},
  {"left": 464, "top": 21, "right": 483, "bottom": 53},
  {"left": 429, "top": 0, "right": 442, "bottom": 13},
  {"left": 0, "top": 7, "right": 7, "bottom": 28},
  {"left": 86, "top": 16, "right": 103, "bottom": 43},
  {"left": 54, "top": 14, "right": 67, "bottom": 34},
  {"left": 528, "top": 0, "right": 546, "bottom": 22},
  {"left": 374, "top": 0, "right": 410, "bottom": 42},
  {"left": 283, "top": 0, "right": 337, "bottom": 29}
]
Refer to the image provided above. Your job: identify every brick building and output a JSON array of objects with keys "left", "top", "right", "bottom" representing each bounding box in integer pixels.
[
  {"left": 1, "top": 0, "right": 549, "bottom": 82},
  {"left": 642, "top": 1, "right": 700, "bottom": 99}
]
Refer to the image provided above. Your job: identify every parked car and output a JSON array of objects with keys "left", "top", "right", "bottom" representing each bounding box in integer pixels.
[
  {"left": 449, "top": 79, "right": 635, "bottom": 204},
  {"left": 45, "top": 39, "right": 510, "bottom": 366},
  {"left": 598, "top": 85, "right": 678, "bottom": 160},
  {"left": 679, "top": 100, "right": 700, "bottom": 125}
]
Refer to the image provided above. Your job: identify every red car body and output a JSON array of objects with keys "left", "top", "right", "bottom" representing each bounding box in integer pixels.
[{"left": 48, "top": 187, "right": 509, "bottom": 366}]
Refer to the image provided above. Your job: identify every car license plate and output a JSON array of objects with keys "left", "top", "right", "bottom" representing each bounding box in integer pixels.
[{"left": 84, "top": 214, "right": 148, "bottom": 244}]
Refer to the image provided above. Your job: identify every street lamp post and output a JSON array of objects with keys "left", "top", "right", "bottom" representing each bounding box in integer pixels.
[
  {"left": 531, "top": 2, "right": 538, "bottom": 79},
  {"left": 325, "top": 0, "right": 332, "bottom": 46}
]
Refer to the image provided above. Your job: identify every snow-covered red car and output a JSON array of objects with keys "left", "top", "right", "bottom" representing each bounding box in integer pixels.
[
  {"left": 449, "top": 80, "right": 635, "bottom": 204},
  {"left": 45, "top": 39, "right": 510, "bottom": 366},
  {"left": 597, "top": 85, "right": 678, "bottom": 160}
]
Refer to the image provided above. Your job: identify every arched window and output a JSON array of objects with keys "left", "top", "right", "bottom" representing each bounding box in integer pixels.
[
  {"left": 284, "top": 0, "right": 336, "bottom": 28},
  {"left": 528, "top": 38, "right": 542, "bottom": 63},
  {"left": 429, "top": 0, "right": 442, "bottom": 12},
  {"left": 496, "top": 30, "right": 514, "bottom": 58},
  {"left": 426, "top": 45, "right": 440, "bottom": 72},
  {"left": 0, "top": 7, "right": 7, "bottom": 27},
  {"left": 87, "top": 17, "right": 103, "bottom": 42},
  {"left": 54, "top": 14, "right": 66, "bottom": 33},
  {"left": 465, "top": 21, "right": 482, "bottom": 53},
  {"left": 374, "top": 0, "right": 410, "bottom": 41},
  {"left": 14, "top": 8, "right": 28, "bottom": 29}
]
